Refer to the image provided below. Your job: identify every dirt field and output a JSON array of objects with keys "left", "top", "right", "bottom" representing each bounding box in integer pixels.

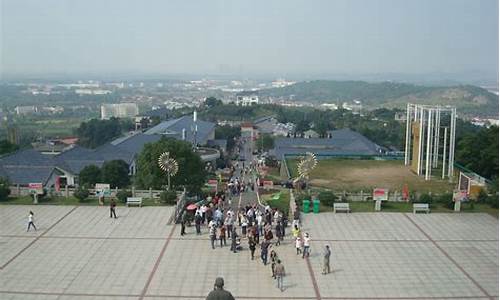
[{"left": 287, "top": 159, "right": 456, "bottom": 193}]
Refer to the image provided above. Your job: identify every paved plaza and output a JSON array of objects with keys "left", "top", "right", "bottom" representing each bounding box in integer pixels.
[{"left": 0, "top": 205, "right": 498, "bottom": 300}]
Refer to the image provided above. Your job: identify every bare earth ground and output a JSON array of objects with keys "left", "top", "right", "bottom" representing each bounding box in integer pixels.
[{"left": 288, "top": 159, "right": 455, "bottom": 193}]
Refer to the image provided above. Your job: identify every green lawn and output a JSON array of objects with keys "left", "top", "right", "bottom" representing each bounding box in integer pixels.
[
  {"left": 261, "top": 190, "right": 290, "bottom": 217},
  {"left": 312, "top": 200, "right": 498, "bottom": 217}
]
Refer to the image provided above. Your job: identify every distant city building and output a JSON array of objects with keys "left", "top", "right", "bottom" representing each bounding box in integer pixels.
[
  {"left": 101, "top": 103, "right": 139, "bottom": 119},
  {"left": 236, "top": 95, "right": 259, "bottom": 106},
  {"left": 342, "top": 100, "right": 363, "bottom": 114},
  {"left": 75, "top": 89, "right": 112, "bottom": 95},
  {"left": 321, "top": 103, "right": 339, "bottom": 110},
  {"left": 394, "top": 112, "right": 407, "bottom": 121},
  {"left": 271, "top": 79, "right": 296, "bottom": 88},
  {"left": 15, "top": 106, "right": 37, "bottom": 115}
]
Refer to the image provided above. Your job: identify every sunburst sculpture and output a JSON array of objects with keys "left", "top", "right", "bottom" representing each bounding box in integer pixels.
[
  {"left": 158, "top": 152, "right": 179, "bottom": 190},
  {"left": 297, "top": 152, "right": 318, "bottom": 180}
]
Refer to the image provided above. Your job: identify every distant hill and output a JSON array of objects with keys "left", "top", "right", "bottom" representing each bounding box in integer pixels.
[{"left": 256, "top": 80, "right": 498, "bottom": 117}]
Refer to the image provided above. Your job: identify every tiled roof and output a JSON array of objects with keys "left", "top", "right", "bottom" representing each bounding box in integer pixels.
[
  {"left": 274, "top": 128, "right": 383, "bottom": 159},
  {"left": 145, "top": 115, "right": 215, "bottom": 144}
]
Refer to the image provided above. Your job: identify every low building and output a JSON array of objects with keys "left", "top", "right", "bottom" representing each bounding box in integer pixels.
[
  {"left": 236, "top": 95, "right": 259, "bottom": 106},
  {"left": 303, "top": 129, "right": 320, "bottom": 139},
  {"left": 15, "top": 106, "right": 37, "bottom": 115},
  {"left": 101, "top": 103, "right": 139, "bottom": 120},
  {"left": 0, "top": 115, "right": 219, "bottom": 188}
]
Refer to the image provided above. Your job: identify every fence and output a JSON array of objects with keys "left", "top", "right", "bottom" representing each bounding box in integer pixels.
[{"left": 8, "top": 185, "right": 164, "bottom": 199}]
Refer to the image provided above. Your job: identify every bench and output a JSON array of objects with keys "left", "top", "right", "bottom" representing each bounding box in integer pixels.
[
  {"left": 333, "top": 203, "right": 351, "bottom": 213},
  {"left": 127, "top": 197, "right": 143, "bottom": 207},
  {"left": 413, "top": 203, "right": 430, "bottom": 214}
]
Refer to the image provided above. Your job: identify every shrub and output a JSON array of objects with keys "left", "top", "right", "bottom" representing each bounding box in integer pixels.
[
  {"left": 116, "top": 190, "right": 132, "bottom": 203},
  {"left": 476, "top": 189, "right": 488, "bottom": 203},
  {"left": 318, "top": 191, "right": 337, "bottom": 207},
  {"left": 487, "top": 195, "right": 499, "bottom": 209},
  {"left": 0, "top": 177, "right": 10, "bottom": 201},
  {"left": 160, "top": 190, "right": 178, "bottom": 205},
  {"left": 74, "top": 187, "right": 90, "bottom": 202},
  {"left": 417, "top": 193, "right": 433, "bottom": 204}
]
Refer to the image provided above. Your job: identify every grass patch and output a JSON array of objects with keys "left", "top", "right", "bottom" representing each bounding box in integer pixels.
[
  {"left": 287, "top": 158, "right": 455, "bottom": 193},
  {"left": 261, "top": 191, "right": 290, "bottom": 216}
]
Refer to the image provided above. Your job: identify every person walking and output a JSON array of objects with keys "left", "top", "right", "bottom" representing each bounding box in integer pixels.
[
  {"left": 195, "top": 211, "right": 202, "bottom": 235},
  {"left": 274, "top": 259, "right": 286, "bottom": 292},
  {"left": 275, "top": 222, "right": 282, "bottom": 246},
  {"left": 270, "top": 250, "right": 278, "bottom": 278},
  {"left": 260, "top": 239, "right": 271, "bottom": 265},
  {"left": 209, "top": 223, "right": 217, "bottom": 250},
  {"left": 219, "top": 225, "right": 227, "bottom": 247},
  {"left": 248, "top": 235, "right": 256, "bottom": 260},
  {"left": 241, "top": 216, "right": 248, "bottom": 237},
  {"left": 322, "top": 245, "right": 331, "bottom": 275},
  {"left": 302, "top": 233, "right": 311, "bottom": 258},
  {"left": 206, "top": 277, "right": 235, "bottom": 300},
  {"left": 295, "top": 237, "right": 302, "bottom": 255},
  {"left": 230, "top": 227, "right": 238, "bottom": 253},
  {"left": 27, "top": 211, "right": 36, "bottom": 232},
  {"left": 180, "top": 211, "right": 188, "bottom": 236},
  {"left": 110, "top": 199, "right": 117, "bottom": 219}
]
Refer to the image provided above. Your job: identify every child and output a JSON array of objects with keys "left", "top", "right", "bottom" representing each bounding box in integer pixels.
[{"left": 295, "top": 237, "right": 302, "bottom": 255}]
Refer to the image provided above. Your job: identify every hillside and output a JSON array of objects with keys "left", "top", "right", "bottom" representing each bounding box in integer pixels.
[{"left": 257, "top": 80, "right": 498, "bottom": 116}]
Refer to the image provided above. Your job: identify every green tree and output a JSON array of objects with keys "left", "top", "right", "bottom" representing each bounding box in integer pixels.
[
  {"left": 0, "top": 140, "right": 19, "bottom": 155},
  {"left": 135, "top": 137, "right": 206, "bottom": 193},
  {"left": 78, "top": 165, "right": 102, "bottom": 187},
  {"left": 0, "top": 177, "right": 10, "bottom": 201},
  {"left": 260, "top": 133, "right": 275, "bottom": 151},
  {"left": 101, "top": 160, "right": 130, "bottom": 188},
  {"left": 75, "top": 118, "right": 128, "bottom": 149},
  {"left": 456, "top": 126, "right": 498, "bottom": 179},
  {"left": 215, "top": 125, "right": 241, "bottom": 151},
  {"left": 205, "top": 97, "right": 223, "bottom": 108}
]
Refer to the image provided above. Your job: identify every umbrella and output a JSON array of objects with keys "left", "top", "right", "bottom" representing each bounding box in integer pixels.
[{"left": 186, "top": 204, "right": 198, "bottom": 210}]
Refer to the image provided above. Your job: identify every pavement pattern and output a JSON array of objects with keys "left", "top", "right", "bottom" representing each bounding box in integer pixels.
[{"left": 0, "top": 203, "right": 498, "bottom": 300}]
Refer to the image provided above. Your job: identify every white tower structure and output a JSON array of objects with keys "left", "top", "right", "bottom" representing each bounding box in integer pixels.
[{"left": 404, "top": 104, "right": 457, "bottom": 181}]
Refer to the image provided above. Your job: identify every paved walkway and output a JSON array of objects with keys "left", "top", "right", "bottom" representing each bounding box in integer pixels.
[{"left": 0, "top": 204, "right": 498, "bottom": 300}]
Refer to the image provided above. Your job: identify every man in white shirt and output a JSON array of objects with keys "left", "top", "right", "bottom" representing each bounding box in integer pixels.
[{"left": 302, "top": 233, "right": 311, "bottom": 258}]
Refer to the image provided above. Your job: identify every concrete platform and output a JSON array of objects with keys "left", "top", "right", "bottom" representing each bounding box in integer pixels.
[{"left": 0, "top": 205, "right": 497, "bottom": 300}]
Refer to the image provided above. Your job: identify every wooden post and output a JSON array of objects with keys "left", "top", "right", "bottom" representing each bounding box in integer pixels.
[{"left": 149, "top": 187, "right": 153, "bottom": 199}]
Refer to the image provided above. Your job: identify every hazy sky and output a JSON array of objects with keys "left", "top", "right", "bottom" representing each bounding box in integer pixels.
[{"left": 1, "top": 0, "right": 498, "bottom": 79}]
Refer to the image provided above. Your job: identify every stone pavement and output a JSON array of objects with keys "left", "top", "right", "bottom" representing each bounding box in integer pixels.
[{"left": 0, "top": 204, "right": 498, "bottom": 300}]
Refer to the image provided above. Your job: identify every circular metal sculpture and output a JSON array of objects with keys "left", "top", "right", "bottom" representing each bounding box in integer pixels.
[
  {"left": 158, "top": 152, "right": 179, "bottom": 190},
  {"left": 297, "top": 152, "right": 318, "bottom": 180}
]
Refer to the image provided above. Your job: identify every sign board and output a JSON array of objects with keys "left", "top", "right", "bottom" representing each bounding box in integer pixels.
[
  {"left": 263, "top": 180, "right": 274, "bottom": 190},
  {"left": 453, "top": 189, "right": 468, "bottom": 202},
  {"left": 206, "top": 179, "right": 218, "bottom": 191},
  {"left": 28, "top": 183, "right": 44, "bottom": 195},
  {"left": 95, "top": 183, "right": 111, "bottom": 196},
  {"left": 458, "top": 172, "right": 471, "bottom": 193},
  {"left": 373, "top": 188, "right": 388, "bottom": 201}
]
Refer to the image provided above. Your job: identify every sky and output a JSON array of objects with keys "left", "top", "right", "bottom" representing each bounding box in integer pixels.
[{"left": 0, "top": 0, "right": 498, "bottom": 81}]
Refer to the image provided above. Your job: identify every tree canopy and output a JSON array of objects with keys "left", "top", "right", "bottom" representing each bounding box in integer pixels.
[
  {"left": 135, "top": 137, "right": 206, "bottom": 193},
  {"left": 456, "top": 126, "right": 498, "bottom": 180},
  {"left": 75, "top": 118, "right": 133, "bottom": 149},
  {"left": 0, "top": 140, "right": 19, "bottom": 156},
  {"left": 78, "top": 165, "right": 102, "bottom": 187},
  {"left": 101, "top": 160, "right": 130, "bottom": 188}
]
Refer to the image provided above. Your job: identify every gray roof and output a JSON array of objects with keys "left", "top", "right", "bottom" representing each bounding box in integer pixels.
[
  {"left": 145, "top": 115, "right": 215, "bottom": 145},
  {"left": 0, "top": 149, "right": 60, "bottom": 185},
  {"left": 274, "top": 128, "right": 383, "bottom": 159}
]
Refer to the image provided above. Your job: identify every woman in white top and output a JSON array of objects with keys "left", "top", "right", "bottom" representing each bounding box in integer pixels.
[{"left": 27, "top": 211, "right": 36, "bottom": 232}]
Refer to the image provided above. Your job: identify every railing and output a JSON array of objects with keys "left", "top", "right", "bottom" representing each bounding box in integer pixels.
[{"left": 8, "top": 185, "right": 164, "bottom": 199}]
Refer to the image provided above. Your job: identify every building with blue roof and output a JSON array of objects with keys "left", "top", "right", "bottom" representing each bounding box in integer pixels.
[
  {"left": 0, "top": 115, "right": 217, "bottom": 188},
  {"left": 273, "top": 128, "right": 385, "bottom": 159}
]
